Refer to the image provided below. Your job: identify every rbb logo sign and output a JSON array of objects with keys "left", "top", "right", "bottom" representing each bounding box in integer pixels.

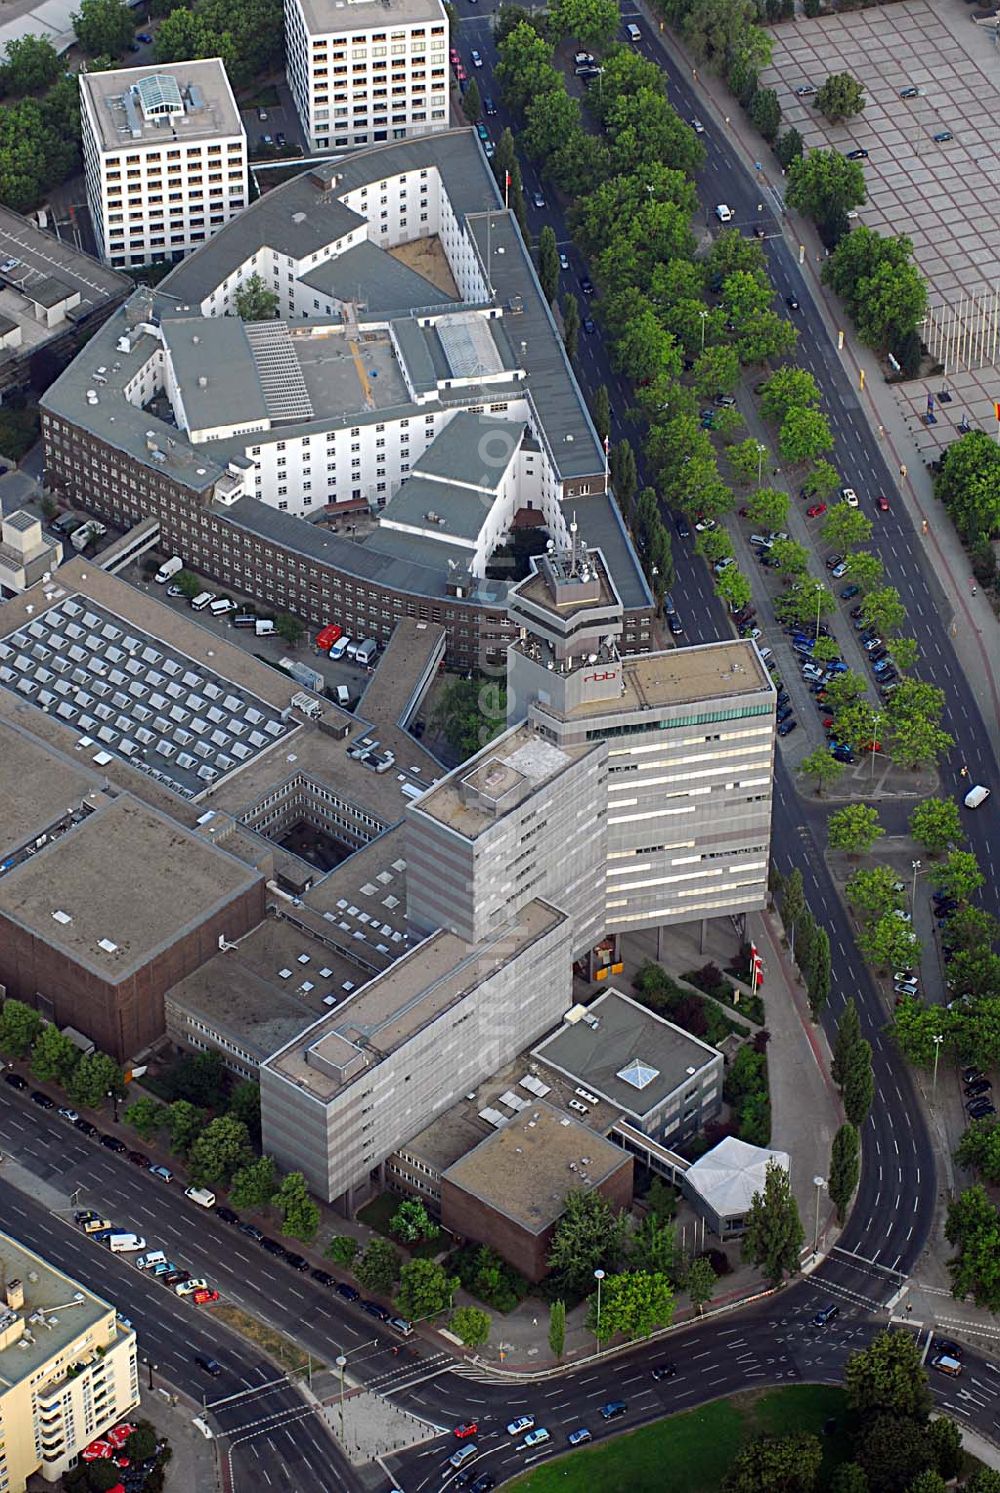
[{"left": 584, "top": 670, "right": 617, "bottom": 683}]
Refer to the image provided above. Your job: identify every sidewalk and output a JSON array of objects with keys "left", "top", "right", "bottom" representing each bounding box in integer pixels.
[{"left": 638, "top": 3, "right": 1000, "bottom": 761}]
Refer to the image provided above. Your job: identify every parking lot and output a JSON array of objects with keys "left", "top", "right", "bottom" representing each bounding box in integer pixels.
[{"left": 761, "top": 0, "right": 1000, "bottom": 455}]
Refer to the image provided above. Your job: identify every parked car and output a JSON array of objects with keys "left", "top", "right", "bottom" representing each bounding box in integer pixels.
[
  {"left": 30, "top": 1090, "right": 55, "bottom": 1109},
  {"left": 336, "top": 1282, "right": 360, "bottom": 1301},
  {"left": 216, "top": 1206, "right": 241, "bottom": 1225},
  {"left": 148, "top": 1164, "right": 173, "bottom": 1182},
  {"left": 811, "top": 1303, "right": 841, "bottom": 1327},
  {"left": 4, "top": 1073, "right": 27, "bottom": 1091},
  {"left": 567, "top": 1428, "right": 592, "bottom": 1445},
  {"left": 311, "top": 1269, "right": 337, "bottom": 1288},
  {"left": 57, "top": 1107, "right": 80, "bottom": 1122}
]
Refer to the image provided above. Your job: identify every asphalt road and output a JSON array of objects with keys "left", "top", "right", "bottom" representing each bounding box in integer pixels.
[{"left": 3, "top": 9, "right": 1000, "bottom": 1490}]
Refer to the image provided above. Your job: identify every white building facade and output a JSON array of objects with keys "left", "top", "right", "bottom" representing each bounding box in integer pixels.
[
  {"left": 284, "top": 0, "right": 450, "bottom": 153},
  {"left": 80, "top": 61, "right": 247, "bottom": 268}
]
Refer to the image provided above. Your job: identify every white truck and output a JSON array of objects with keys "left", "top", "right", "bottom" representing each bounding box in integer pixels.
[
  {"left": 155, "top": 555, "right": 184, "bottom": 584},
  {"left": 70, "top": 520, "right": 107, "bottom": 552},
  {"left": 106, "top": 1232, "right": 146, "bottom": 1253}
]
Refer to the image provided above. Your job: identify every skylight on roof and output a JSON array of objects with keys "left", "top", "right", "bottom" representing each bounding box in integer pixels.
[
  {"left": 135, "top": 74, "right": 183, "bottom": 119},
  {"left": 617, "top": 1059, "right": 660, "bottom": 1091}
]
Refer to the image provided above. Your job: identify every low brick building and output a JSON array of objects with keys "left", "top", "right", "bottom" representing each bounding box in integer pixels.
[{"left": 439, "top": 1100, "right": 633, "bottom": 1282}]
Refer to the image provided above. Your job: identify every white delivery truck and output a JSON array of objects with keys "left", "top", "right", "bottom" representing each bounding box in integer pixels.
[
  {"left": 107, "top": 1232, "right": 146, "bottom": 1253},
  {"left": 965, "top": 784, "right": 991, "bottom": 809},
  {"left": 155, "top": 556, "right": 184, "bottom": 584}
]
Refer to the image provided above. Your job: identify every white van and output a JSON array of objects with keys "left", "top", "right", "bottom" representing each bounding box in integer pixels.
[
  {"left": 136, "top": 1250, "right": 167, "bottom": 1271},
  {"left": 334, "top": 684, "right": 351, "bottom": 708},
  {"left": 107, "top": 1232, "right": 146, "bottom": 1253},
  {"left": 155, "top": 556, "right": 183, "bottom": 585},
  {"left": 209, "top": 598, "right": 234, "bottom": 617},
  {"left": 965, "top": 784, "right": 991, "bottom": 809},
  {"left": 626, "top": 21, "right": 641, "bottom": 41},
  {"left": 184, "top": 1186, "right": 216, "bottom": 1209},
  {"left": 355, "top": 638, "right": 378, "bottom": 667},
  {"left": 328, "top": 636, "right": 350, "bottom": 660},
  {"left": 254, "top": 618, "right": 276, "bottom": 637},
  {"left": 191, "top": 593, "right": 216, "bottom": 611}
]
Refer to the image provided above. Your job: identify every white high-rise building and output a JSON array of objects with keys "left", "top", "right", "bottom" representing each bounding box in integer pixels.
[
  {"left": 284, "top": 0, "right": 450, "bottom": 153},
  {"left": 80, "top": 60, "right": 247, "bottom": 268}
]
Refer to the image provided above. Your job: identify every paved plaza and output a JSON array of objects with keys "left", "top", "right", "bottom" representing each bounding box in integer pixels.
[{"left": 762, "top": 0, "right": 1000, "bottom": 457}]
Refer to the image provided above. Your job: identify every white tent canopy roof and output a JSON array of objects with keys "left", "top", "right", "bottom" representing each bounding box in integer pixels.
[{"left": 685, "top": 1135, "right": 790, "bottom": 1218}]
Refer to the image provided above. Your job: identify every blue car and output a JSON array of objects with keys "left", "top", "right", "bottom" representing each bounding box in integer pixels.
[
  {"left": 826, "top": 660, "right": 848, "bottom": 674},
  {"left": 567, "top": 1428, "right": 592, "bottom": 1446}
]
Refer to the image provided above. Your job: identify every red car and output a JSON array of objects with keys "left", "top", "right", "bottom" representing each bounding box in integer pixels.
[
  {"left": 876, "top": 495, "right": 890, "bottom": 512},
  {"left": 193, "top": 1288, "right": 220, "bottom": 1306},
  {"left": 806, "top": 503, "right": 827, "bottom": 518},
  {"left": 454, "top": 1422, "right": 479, "bottom": 1440}
]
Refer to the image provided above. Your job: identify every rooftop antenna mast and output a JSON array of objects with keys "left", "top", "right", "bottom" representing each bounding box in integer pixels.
[{"left": 569, "top": 514, "right": 579, "bottom": 577}]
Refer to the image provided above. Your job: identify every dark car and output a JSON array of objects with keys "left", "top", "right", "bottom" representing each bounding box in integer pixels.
[
  {"left": 785, "top": 294, "right": 799, "bottom": 310},
  {"left": 195, "top": 1354, "right": 223, "bottom": 1376},
  {"left": 582, "top": 316, "right": 596, "bottom": 335},
  {"left": 285, "top": 1252, "right": 310, "bottom": 1272},
  {"left": 777, "top": 705, "right": 793, "bottom": 724},
  {"left": 962, "top": 1067, "right": 985, "bottom": 1085},
  {"left": 831, "top": 745, "right": 855, "bottom": 764},
  {"left": 127, "top": 1150, "right": 150, "bottom": 1167},
  {"left": 163, "top": 1270, "right": 190, "bottom": 1287},
  {"left": 777, "top": 719, "right": 797, "bottom": 737},
  {"left": 579, "top": 276, "right": 594, "bottom": 296},
  {"left": 850, "top": 604, "right": 865, "bottom": 619},
  {"left": 30, "top": 1090, "right": 55, "bottom": 1109},
  {"left": 136, "top": 30, "right": 153, "bottom": 41},
  {"left": 311, "top": 1269, "right": 337, "bottom": 1288},
  {"left": 934, "top": 1337, "right": 964, "bottom": 1360},
  {"left": 599, "top": 1401, "right": 628, "bottom": 1420},
  {"left": 825, "top": 554, "right": 845, "bottom": 571},
  {"left": 239, "top": 1222, "right": 264, "bottom": 1242},
  {"left": 651, "top": 1361, "right": 677, "bottom": 1380},
  {"left": 260, "top": 1237, "right": 287, "bottom": 1257},
  {"left": 676, "top": 516, "right": 691, "bottom": 538},
  {"left": 336, "top": 1282, "right": 360, "bottom": 1301},
  {"left": 969, "top": 1103, "right": 996, "bottom": 1121},
  {"left": 846, "top": 148, "right": 869, "bottom": 160},
  {"left": 100, "top": 1134, "right": 127, "bottom": 1152},
  {"left": 965, "top": 1079, "right": 992, "bottom": 1097},
  {"left": 216, "top": 1206, "right": 240, "bottom": 1225},
  {"left": 668, "top": 615, "right": 684, "bottom": 635},
  {"left": 74, "top": 1117, "right": 98, "bottom": 1137},
  {"left": 840, "top": 585, "right": 860, "bottom": 600},
  {"left": 483, "top": 95, "right": 497, "bottom": 115},
  {"left": 811, "top": 1303, "right": 841, "bottom": 1327},
  {"left": 4, "top": 1072, "right": 27, "bottom": 1091},
  {"left": 361, "top": 1299, "right": 390, "bottom": 1321},
  {"left": 469, "top": 1478, "right": 497, "bottom": 1493}
]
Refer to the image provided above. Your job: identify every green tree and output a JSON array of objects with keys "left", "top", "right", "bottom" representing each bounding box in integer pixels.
[
  {"left": 124, "top": 1426, "right": 157, "bottom": 1464},
  {"left": 844, "top": 1328, "right": 932, "bottom": 1421},
  {"left": 272, "top": 1171, "right": 320, "bottom": 1241},
  {"left": 65, "top": 1050, "right": 125, "bottom": 1111},
  {"left": 234, "top": 273, "right": 278, "bottom": 321},
  {"left": 759, "top": 365, "right": 821, "bottom": 424},
  {"left": 549, "top": 0, "right": 619, "bottom": 47},
  {"left": 696, "top": 528, "right": 734, "bottom": 565},
  {"left": 745, "top": 486, "right": 788, "bottom": 528},
  {"left": 926, "top": 1416, "right": 962, "bottom": 1481},
  {"left": 846, "top": 865, "right": 905, "bottom": 920},
  {"left": 0, "top": 999, "right": 42, "bottom": 1058},
  {"left": 390, "top": 1199, "right": 440, "bottom": 1245},
  {"left": 450, "top": 1305, "right": 491, "bottom": 1348},
  {"left": 829, "top": 1467, "right": 869, "bottom": 1493},
  {"left": 931, "top": 849, "right": 984, "bottom": 903},
  {"left": 742, "top": 1160, "right": 804, "bottom": 1285},
  {"left": 828, "top": 803, "right": 883, "bottom": 855},
  {"left": 834, "top": 701, "right": 881, "bottom": 754},
  {"left": 749, "top": 86, "right": 781, "bottom": 144},
  {"left": 592, "top": 385, "right": 611, "bottom": 444},
  {"left": 715, "top": 565, "right": 752, "bottom": 613},
  {"left": 807, "top": 926, "right": 831, "bottom": 1018},
  {"left": 1, "top": 34, "right": 61, "bottom": 93},
  {"left": 229, "top": 1154, "right": 276, "bottom": 1210},
  {"left": 587, "top": 1270, "right": 675, "bottom": 1342},
  {"left": 683, "top": 0, "right": 760, "bottom": 70},
  {"left": 721, "top": 1433, "right": 822, "bottom": 1493},
  {"left": 815, "top": 72, "right": 866, "bottom": 123},
  {"left": 829, "top": 1122, "right": 861, "bottom": 1223},
  {"left": 856, "top": 260, "right": 927, "bottom": 355},
  {"left": 779, "top": 405, "right": 834, "bottom": 465},
  {"left": 832, "top": 999, "right": 862, "bottom": 1088},
  {"left": 908, "top": 797, "right": 963, "bottom": 855},
  {"left": 935, "top": 430, "right": 1000, "bottom": 546},
  {"left": 686, "top": 1255, "right": 717, "bottom": 1314},
  {"left": 189, "top": 1115, "right": 252, "bottom": 1186},
  {"left": 800, "top": 743, "right": 847, "bottom": 794},
  {"left": 462, "top": 76, "right": 481, "bottom": 124},
  {"left": 859, "top": 913, "right": 921, "bottom": 973},
  {"left": 536, "top": 224, "right": 559, "bottom": 308},
  {"left": 781, "top": 867, "right": 807, "bottom": 949},
  {"left": 811, "top": 635, "right": 841, "bottom": 666},
  {"left": 841, "top": 1038, "right": 874, "bottom": 1127},
  {"left": 611, "top": 440, "right": 639, "bottom": 514},
  {"left": 29, "top": 1025, "right": 79, "bottom": 1086},
  {"left": 728, "top": 437, "right": 770, "bottom": 486},
  {"left": 71, "top": 0, "right": 134, "bottom": 56},
  {"left": 325, "top": 1234, "right": 360, "bottom": 1267},
  {"left": 523, "top": 86, "right": 581, "bottom": 163},
  {"left": 856, "top": 1417, "right": 933, "bottom": 1493},
  {"left": 628, "top": 1213, "right": 678, "bottom": 1278},
  {"left": 821, "top": 504, "right": 873, "bottom": 551},
  {"left": 164, "top": 1099, "right": 204, "bottom": 1157},
  {"left": 956, "top": 1118, "right": 1000, "bottom": 1184},
  {"left": 860, "top": 585, "right": 907, "bottom": 638},
  {"left": 123, "top": 1096, "right": 165, "bottom": 1140},
  {"left": 889, "top": 636, "right": 918, "bottom": 672},
  {"left": 227, "top": 1080, "right": 261, "bottom": 1147},
  {"left": 85, "top": 1462, "right": 132, "bottom": 1493},
  {"left": 787, "top": 148, "right": 867, "bottom": 240},
  {"left": 967, "top": 1469, "right": 1000, "bottom": 1493},
  {"left": 889, "top": 714, "right": 954, "bottom": 771},
  {"left": 548, "top": 1298, "right": 566, "bottom": 1358},
  {"left": 275, "top": 613, "right": 304, "bottom": 648},
  {"left": 355, "top": 1236, "right": 401, "bottom": 1297},
  {"left": 775, "top": 127, "right": 804, "bottom": 170},
  {"left": 802, "top": 459, "right": 841, "bottom": 499},
  {"left": 396, "top": 1258, "right": 458, "bottom": 1319},
  {"left": 692, "top": 344, "right": 741, "bottom": 401},
  {"left": 773, "top": 578, "right": 834, "bottom": 628},
  {"left": 562, "top": 292, "right": 580, "bottom": 361},
  {"left": 770, "top": 537, "right": 810, "bottom": 577},
  {"left": 947, "top": 1184, "right": 1000, "bottom": 1308},
  {"left": 546, "top": 1189, "right": 627, "bottom": 1295},
  {"left": 845, "top": 549, "right": 884, "bottom": 592}
]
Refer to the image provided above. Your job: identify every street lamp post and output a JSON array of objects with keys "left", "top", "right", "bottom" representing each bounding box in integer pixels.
[
  {"left": 870, "top": 713, "right": 881, "bottom": 780},
  {"left": 911, "top": 858, "right": 922, "bottom": 906},
  {"left": 699, "top": 309, "right": 708, "bottom": 352},
  {"left": 812, "top": 1175, "right": 826, "bottom": 1256},
  {"left": 932, "top": 1033, "right": 944, "bottom": 1097},
  {"left": 107, "top": 1088, "right": 119, "bottom": 1124},
  {"left": 335, "top": 1355, "right": 347, "bottom": 1443},
  {"left": 144, "top": 1359, "right": 157, "bottom": 1391},
  {"left": 757, "top": 443, "right": 765, "bottom": 485},
  {"left": 593, "top": 1268, "right": 605, "bottom": 1351}
]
